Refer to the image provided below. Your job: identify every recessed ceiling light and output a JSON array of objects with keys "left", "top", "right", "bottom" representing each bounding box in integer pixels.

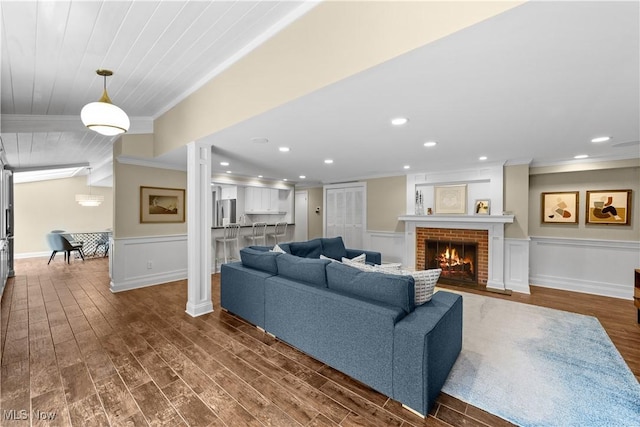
[
  {"left": 299, "top": 175, "right": 306, "bottom": 179},
  {"left": 226, "top": 170, "right": 232, "bottom": 174},
  {"left": 479, "top": 156, "right": 488, "bottom": 161},
  {"left": 324, "top": 159, "right": 333, "bottom": 164},
  {"left": 403, "top": 165, "right": 410, "bottom": 170},
  {"left": 591, "top": 136, "right": 611, "bottom": 143},
  {"left": 258, "top": 175, "right": 263, "bottom": 178},
  {"left": 220, "top": 161, "right": 229, "bottom": 166},
  {"left": 283, "top": 178, "right": 288, "bottom": 181},
  {"left": 391, "top": 117, "right": 408, "bottom": 126},
  {"left": 423, "top": 141, "right": 437, "bottom": 147},
  {"left": 574, "top": 154, "right": 589, "bottom": 159},
  {"left": 279, "top": 147, "right": 290, "bottom": 152}
]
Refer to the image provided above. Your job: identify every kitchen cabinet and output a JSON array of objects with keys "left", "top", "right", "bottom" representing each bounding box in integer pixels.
[
  {"left": 245, "top": 187, "right": 283, "bottom": 214},
  {"left": 221, "top": 186, "right": 237, "bottom": 200}
]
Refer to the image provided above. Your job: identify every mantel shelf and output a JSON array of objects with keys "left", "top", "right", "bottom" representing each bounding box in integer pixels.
[{"left": 399, "top": 214, "right": 515, "bottom": 224}]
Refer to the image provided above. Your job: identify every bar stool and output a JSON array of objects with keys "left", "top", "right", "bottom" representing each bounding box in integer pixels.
[
  {"left": 215, "top": 223, "right": 241, "bottom": 270},
  {"left": 268, "top": 222, "right": 288, "bottom": 245},
  {"left": 245, "top": 222, "right": 267, "bottom": 246}
]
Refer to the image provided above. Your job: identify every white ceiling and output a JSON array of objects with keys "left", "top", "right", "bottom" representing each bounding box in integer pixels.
[{"left": 2, "top": 1, "right": 639, "bottom": 186}]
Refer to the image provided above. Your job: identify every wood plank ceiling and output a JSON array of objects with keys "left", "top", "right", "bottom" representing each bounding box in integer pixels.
[{"left": 0, "top": 0, "right": 309, "bottom": 170}]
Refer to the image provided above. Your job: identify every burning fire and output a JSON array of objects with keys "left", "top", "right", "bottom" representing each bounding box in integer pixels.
[{"left": 439, "top": 247, "right": 474, "bottom": 272}]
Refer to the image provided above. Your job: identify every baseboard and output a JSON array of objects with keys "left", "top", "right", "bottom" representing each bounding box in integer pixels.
[
  {"left": 15, "top": 251, "right": 49, "bottom": 259},
  {"left": 530, "top": 273, "right": 632, "bottom": 300},
  {"left": 110, "top": 269, "right": 187, "bottom": 293}
]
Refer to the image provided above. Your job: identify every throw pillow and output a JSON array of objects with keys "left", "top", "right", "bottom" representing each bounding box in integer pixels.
[
  {"left": 270, "top": 244, "right": 286, "bottom": 253},
  {"left": 320, "top": 254, "right": 340, "bottom": 262},
  {"left": 341, "top": 257, "right": 377, "bottom": 272},
  {"left": 377, "top": 267, "right": 441, "bottom": 304},
  {"left": 350, "top": 253, "right": 366, "bottom": 263}
]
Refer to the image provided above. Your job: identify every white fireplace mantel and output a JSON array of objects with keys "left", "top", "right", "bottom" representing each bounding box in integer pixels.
[
  {"left": 399, "top": 215, "right": 514, "bottom": 225},
  {"left": 399, "top": 214, "right": 514, "bottom": 291}
]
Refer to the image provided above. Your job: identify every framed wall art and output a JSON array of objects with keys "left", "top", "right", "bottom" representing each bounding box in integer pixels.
[
  {"left": 541, "top": 191, "right": 579, "bottom": 224},
  {"left": 474, "top": 199, "right": 490, "bottom": 215},
  {"left": 434, "top": 185, "right": 467, "bottom": 214},
  {"left": 585, "top": 189, "right": 632, "bottom": 225},
  {"left": 140, "top": 186, "right": 185, "bottom": 223}
]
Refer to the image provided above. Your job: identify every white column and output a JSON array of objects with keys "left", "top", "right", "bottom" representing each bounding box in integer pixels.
[{"left": 186, "top": 141, "right": 214, "bottom": 317}]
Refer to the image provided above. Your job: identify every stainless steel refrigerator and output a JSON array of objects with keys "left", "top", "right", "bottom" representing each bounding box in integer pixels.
[{"left": 216, "top": 199, "right": 236, "bottom": 227}]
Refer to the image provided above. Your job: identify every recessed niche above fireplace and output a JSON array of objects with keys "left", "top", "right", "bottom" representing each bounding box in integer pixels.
[{"left": 425, "top": 240, "right": 478, "bottom": 285}]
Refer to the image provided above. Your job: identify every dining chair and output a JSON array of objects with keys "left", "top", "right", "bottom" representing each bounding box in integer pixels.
[
  {"left": 215, "top": 223, "right": 241, "bottom": 270},
  {"left": 46, "top": 233, "right": 85, "bottom": 264},
  {"left": 245, "top": 222, "right": 268, "bottom": 246},
  {"left": 93, "top": 232, "right": 110, "bottom": 257},
  {"left": 268, "top": 222, "right": 288, "bottom": 245}
]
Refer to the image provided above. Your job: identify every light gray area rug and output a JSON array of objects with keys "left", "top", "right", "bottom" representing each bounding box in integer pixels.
[{"left": 440, "top": 290, "right": 640, "bottom": 427}]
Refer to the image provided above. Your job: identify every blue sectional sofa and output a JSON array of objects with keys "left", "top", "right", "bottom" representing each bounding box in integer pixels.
[{"left": 220, "top": 237, "right": 462, "bottom": 416}]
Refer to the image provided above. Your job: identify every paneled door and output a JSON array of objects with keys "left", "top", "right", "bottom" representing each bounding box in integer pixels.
[{"left": 324, "top": 183, "right": 366, "bottom": 249}]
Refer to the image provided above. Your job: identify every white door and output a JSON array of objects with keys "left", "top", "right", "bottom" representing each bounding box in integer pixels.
[
  {"left": 324, "top": 183, "right": 366, "bottom": 249},
  {"left": 294, "top": 191, "right": 308, "bottom": 241},
  {"left": 344, "top": 186, "right": 364, "bottom": 248}
]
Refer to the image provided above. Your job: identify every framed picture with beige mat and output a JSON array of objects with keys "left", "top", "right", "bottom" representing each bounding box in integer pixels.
[
  {"left": 541, "top": 191, "right": 578, "bottom": 224},
  {"left": 140, "top": 186, "right": 185, "bottom": 223},
  {"left": 586, "top": 189, "right": 631, "bottom": 225}
]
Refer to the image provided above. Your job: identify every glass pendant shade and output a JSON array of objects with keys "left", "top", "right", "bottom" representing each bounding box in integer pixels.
[
  {"left": 81, "top": 70, "right": 130, "bottom": 136},
  {"left": 75, "top": 194, "right": 104, "bottom": 207},
  {"left": 76, "top": 167, "right": 103, "bottom": 207},
  {"left": 81, "top": 100, "right": 130, "bottom": 136}
]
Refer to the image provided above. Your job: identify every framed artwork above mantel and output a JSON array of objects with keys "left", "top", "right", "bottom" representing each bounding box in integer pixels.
[{"left": 434, "top": 185, "right": 467, "bottom": 214}]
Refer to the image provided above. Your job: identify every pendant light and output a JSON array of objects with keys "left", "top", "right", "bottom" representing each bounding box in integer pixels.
[
  {"left": 75, "top": 168, "right": 104, "bottom": 207},
  {"left": 81, "top": 69, "right": 130, "bottom": 136}
]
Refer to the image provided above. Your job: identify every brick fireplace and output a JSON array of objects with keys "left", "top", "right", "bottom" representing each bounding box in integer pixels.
[
  {"left": 417, "top": 228, "right": 489, "bottom": 286},
  {"left": 399, "top": 215, "right": 514, "bottom": 292}
]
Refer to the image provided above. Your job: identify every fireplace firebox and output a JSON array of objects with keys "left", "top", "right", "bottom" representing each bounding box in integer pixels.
[{"left": 425, "top": 240, "right": 478, "bottom": 285}]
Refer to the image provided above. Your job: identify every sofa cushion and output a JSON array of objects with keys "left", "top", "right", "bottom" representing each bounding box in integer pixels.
[
  {"left": 276, "top": 253, "right": 331, "bottom": 287},
  {"left": 326, "top": 262, "right": 415, "bottom": 314},
  {"left": 289, "top": 238, "right": 323, "bottom": 258},
  {"left": 240, "top": 248, "right": 281, "bottom": 274},
  {"left": 321, "top": 236, "right": 348, "bottom": 260},
  {"left": 277, "top": 243, "right": 292, "bottom": 254}
]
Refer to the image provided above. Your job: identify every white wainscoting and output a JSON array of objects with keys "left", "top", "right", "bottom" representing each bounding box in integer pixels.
[
  {"left": 365, "top": 231, "right": 405, "bottom": 264},
  {"left": 110, "top": 234, "right": 188, "bottom": 293},
  {"left": 504, "top": 238, "right": 531, "bottom": 294},
  {"left": 529, "top": 236, "right": 639, "bottom": 300}
]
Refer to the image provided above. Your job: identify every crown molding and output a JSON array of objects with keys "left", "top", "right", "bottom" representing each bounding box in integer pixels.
[{"left": 117, "top": 155, "right": 186, "bottom": 172}]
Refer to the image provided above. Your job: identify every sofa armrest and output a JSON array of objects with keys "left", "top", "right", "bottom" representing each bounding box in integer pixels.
[
  {"left": 345, "top": 248, "right": 381, "bottom": 265},
  {"left": 392, "top": 291, "right": 463, "bottom": 416}
]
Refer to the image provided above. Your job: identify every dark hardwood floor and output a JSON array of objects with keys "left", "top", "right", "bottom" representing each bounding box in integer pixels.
[{"left": 1, "top": 257, "right": 638, "bottom": 426}]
